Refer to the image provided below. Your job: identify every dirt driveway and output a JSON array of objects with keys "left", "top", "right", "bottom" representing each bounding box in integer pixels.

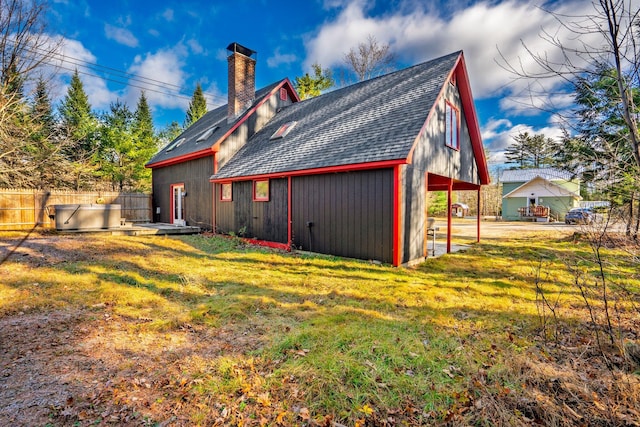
[{"left": 449, "top": 218, "right": 579, "bottom": 239}]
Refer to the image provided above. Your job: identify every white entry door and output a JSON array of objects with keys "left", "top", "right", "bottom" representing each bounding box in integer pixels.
[{"left": 172, "top": 184, "right": 186, "bottom": 226}]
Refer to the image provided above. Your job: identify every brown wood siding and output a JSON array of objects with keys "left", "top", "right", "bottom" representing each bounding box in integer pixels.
[
  {"left": 215, "top": 178, "right": 288, "bottom": 243},
  {"left": 151, "top": 156, "right": 214, "bottom": 228},
  {"left": 292, "top": 170, "right": 394, "bottom": 263}
]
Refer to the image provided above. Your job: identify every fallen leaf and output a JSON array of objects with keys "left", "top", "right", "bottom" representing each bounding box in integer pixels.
[
  {"left": 299, "top": 407, "right": 310, "bottom": 420},
  {"left": 359, "top": 404, "right": 374, "bottom": 416}
]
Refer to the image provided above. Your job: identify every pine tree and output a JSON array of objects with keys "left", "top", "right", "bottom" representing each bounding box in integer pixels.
[
  {"left": 98, "top": 100, "right": 134, "bottom": 191},
  {"left": 504, "top": 132, "right": 558, "bottom": 169},
  {"left": 158, "top": 121, "right": 183, "bottom": 148},
  {"left": 134, "top": 91, "right": 154, "bottom": 142},
  {"left": 184, "top": 83, "right": 207, "bottom": 127},
  {"left": 132, "top": 91, "right": 157, "bottom": 191},
  {"left": 29, "top": 77, "right": 66, "bottom": 188},
  {"left": 58, "top": 69, "right": 99, "bottom": 189},
  {"left": 31, "top": 77, "right": 55, "bottom": 138},
  {"left": 59, "top": 70, "right": 96, "bottom": 159},
  {"left": 294, "top": 64, "right": 334, "bottom": 100}
]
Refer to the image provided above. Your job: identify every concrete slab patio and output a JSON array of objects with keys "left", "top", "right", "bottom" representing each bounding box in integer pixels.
[{"left": 58, "top": 223, "right": 201, "bottom": 236}]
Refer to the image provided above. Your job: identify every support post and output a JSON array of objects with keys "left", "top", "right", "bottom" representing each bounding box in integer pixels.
[
  {"left": 477, "top": 186, "right": 481, "bottom": 243},
  {"left": 447, "top": 178, "right": 452, "bottom": 253}
]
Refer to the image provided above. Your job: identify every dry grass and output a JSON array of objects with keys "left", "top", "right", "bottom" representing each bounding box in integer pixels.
[{"left": 0, "top": 228, "right": 638, "bottom": 426}]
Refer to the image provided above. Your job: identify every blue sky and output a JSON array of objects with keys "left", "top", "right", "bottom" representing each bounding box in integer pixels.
[{"left": 43, "top": 0, "right": 607, "bottom": 167}]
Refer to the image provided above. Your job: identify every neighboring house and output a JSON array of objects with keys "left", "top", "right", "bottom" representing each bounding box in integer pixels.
[
  {"left": 149, "top": 43, "right": 490, "bottom": 266},
  {"left": 501, "top": 168, "right": 581, "bottom": 221}
]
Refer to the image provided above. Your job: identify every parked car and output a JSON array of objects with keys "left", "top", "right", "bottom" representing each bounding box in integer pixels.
[{"left": 565, "top": 207, "right": 598, "bottom": 224}]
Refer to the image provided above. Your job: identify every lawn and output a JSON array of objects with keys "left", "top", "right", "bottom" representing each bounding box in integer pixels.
[{"left": 0, "top": 228, "right": 638, "bottom": 426}]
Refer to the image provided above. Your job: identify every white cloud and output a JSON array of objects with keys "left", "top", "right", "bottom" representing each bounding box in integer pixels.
[
  {"left": 187, "top": 39, "right": 205, "bottom": 55},
  {"left": 43, "top": 37, "right": 117, "bottom": 110},
  {"left": 267, "top": 48, "right": 297, "bottom": 68},
  {"left": 104, "top": 24, "right": 139, "bottom": 48},
  {"left": 125, "top": 45, "right": 190, "bottom": 111},
  {"left": 304, "top": 0, "right": 598, "bottom": 100},
  {"left": 482, "top": 118, "right": 565, "bottom": 164}
]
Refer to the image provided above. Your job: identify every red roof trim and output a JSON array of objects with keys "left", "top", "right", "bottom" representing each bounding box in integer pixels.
[
  {"left": 146, "top": 78, "right": 300, "bottom": 169},
  {"left": 210, "top": 159, "right": 405, "bottom": 182},
  {"left": 146, "top": 147, "right": 214, "bottom": 169},
  {"left": 406, "top": 52, "right": 490, "bottom": 185},
  {"left": 455, "top": 54, "right": 489, "bottom": 185}
]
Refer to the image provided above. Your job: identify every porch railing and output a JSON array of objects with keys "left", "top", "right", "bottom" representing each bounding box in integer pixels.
[{"left": 517, "top": 205, "right": 550, "bottom": 218}]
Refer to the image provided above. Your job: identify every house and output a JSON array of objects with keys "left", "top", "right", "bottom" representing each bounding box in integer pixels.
[
  {"left": 148, "top": 43, "right": 490, "bottom": 266},
  {"left": 501, "top": 168, "right": 581, "bottom": 221},
  {"left": 146, "top": 43, "right": 299, "bottom": 228},
  {"left": 451, "top": 203, "right": 469, "bottom": 217}
]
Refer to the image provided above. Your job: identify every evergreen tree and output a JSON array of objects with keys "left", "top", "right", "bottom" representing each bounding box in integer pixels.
[
  {"left": 31, "top": 77, "right": 55, "bottom": 138},
  {"left": 504, "top": 132, "right": 558, "bottom": 169},
  {"left": 294, "top": 63, "right": 334, "bottom": 100},
  {"left": 29, "top": 77, "right": 66, "bottom": 188},
  {"left": 58, "top": 69, "right": 98, "bottom": 189},
  {"left": 132, "top": 91, "right": 157, "bottom": 191},
  {"left": 98, "top": 100, "right": 134, "bottom": 191},
  {"left": 184, "top": 83, "right": 207, "bottom": 127},
  {"left": 134, "top": 91, "right": 154, "bottom": 142},
  {"left": 555, "top": 67, "right": 640, "bottom": 233},
  {"left": 158, "top": 121, "right": 183, "bottom": 148},
  {"left": 98, "top": 96, "right": 157, "bottom": 192},
  {"left": 1, "top": 62, "right": 25, "bottom": 106},
  {"left": 59, "top": 70, "right": 97, "bottom": 159}
]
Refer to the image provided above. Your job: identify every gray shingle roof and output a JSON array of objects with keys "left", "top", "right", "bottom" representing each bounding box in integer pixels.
[
  {"left": 212, "top": 51, "right": 461, "bottom": 179},
  {"left": 146, "top": 81, "right": 282, "bottom": 166},
  {"left": 501, "top": 168, "right": 575, "bottom": 183}
]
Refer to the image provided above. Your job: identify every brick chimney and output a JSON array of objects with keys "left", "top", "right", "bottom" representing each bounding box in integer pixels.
[{"left": 227, "top": 42, "right": 256, "bottom": 120}]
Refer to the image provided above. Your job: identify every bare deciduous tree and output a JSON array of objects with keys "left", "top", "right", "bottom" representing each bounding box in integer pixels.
[
  {"left": 343, "top": 34, "right": 395, "bottom": 82},
  {"left": 499, "top": 0, "right": 640, "bottom": 234},
  {"left": 0, "top": 0, "right": 64, "bottom": 187}
]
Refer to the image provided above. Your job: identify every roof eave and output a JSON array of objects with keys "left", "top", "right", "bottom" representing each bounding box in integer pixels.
[
  {"left": 210, "top": 159, "right": 407, "bottom": 182},
  {"left": 148, "top": 79, "right": 300, "bottom": 169},
  {"left": 146, "top": 147, "right": 215, "bottom": 169}
]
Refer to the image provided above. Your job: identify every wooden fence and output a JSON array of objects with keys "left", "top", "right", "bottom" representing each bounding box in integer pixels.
[{"left": 0, "top": 188, "right": 152, "bottom": 230}]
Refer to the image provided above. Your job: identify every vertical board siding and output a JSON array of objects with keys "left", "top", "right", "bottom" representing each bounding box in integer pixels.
[
  {"left": 292, "top": 169, "right": 394, "bottom": 263},
  {"left": 401, "top": 80, "right": 482, "bottom": 264},
  {"left": 152, "top": 156, "right": 214, "bottom": 228},
  {"left": 215, "top": 178, "right": 288, "bottom": 243},
  {"left": 0, "top": 188, "right": 151, "bottom": 230}
]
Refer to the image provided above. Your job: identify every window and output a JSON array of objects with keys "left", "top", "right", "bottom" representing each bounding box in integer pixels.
[
  {"left": 253, "top": 179, "right": 269, "bottom": 201},
  {"left": 280, "top": 87, "right": 288, "bottom": 101},
  {"left": 197, "top": 126, "right": 218, "bottom": 143},
  {"left": 270, "top": 121, "right": 297, "bottom": 140},
  {"left": 220, "top": 183, "right": 232, "bottom": 201},
  {"left": 445, "top": 101, "right": 459, "bottom": 150},
  {"left": 165, "top": 137, "right": 186, "bottom": 152}
]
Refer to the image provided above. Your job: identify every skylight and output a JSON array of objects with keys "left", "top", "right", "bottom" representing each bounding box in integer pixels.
[
  {"left": 196, "top": 126, "right": 218, "bottom": 143},
  {"left": 165, "top": 137, "right": 186, "bottom": 152},
  {"left": 270, "top": 121, "right": 297, "bottom": 140}
]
